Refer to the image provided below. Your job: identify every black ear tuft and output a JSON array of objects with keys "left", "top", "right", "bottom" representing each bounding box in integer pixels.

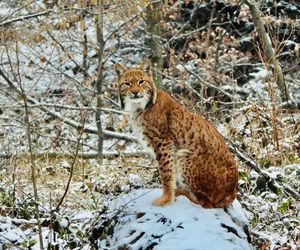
[
  {"left": 114, "top": 63, "right": 127, "bottom": 78},
  {"left": 140, "top": 59, "right": 152, "bottom": 75}
]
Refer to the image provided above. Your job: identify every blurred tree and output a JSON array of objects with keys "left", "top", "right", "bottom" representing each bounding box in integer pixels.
[{"left": 145, "top": 0, "right": 164, "bottom": 88}]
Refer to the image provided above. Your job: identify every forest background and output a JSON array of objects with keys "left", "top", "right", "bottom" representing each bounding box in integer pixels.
[{"left": 0, "top": 0, "right": 299, "bottom": 249}]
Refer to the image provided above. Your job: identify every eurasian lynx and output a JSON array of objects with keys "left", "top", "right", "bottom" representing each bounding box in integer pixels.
[{"left": 114, "top": 60, "right": 238, "bottom": 208}]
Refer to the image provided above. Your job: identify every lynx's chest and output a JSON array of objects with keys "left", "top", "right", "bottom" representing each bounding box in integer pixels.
[{"left": 129, "top": 113, "right": 155, "bottom": 157}]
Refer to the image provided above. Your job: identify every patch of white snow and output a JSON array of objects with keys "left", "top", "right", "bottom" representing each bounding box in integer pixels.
[{"left": 103, "top": 189, "right": 252, "bottom": 250}]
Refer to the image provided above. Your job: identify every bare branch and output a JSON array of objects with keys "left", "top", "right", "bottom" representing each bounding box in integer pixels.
[
  {"left": 227, "top": 138, "right": 300, "bottom": 200},
  {"left": 0, "top": 151, "right": 144, "bottom": 160},
  {"left": 0, "top": 67, "right": 135, "bottom": 142},
  {"left": 0, "top": 103, "right": 125, "bottom": 115},
  {"left": 0, "top": 10, "right": 52, "bottom": 27}
]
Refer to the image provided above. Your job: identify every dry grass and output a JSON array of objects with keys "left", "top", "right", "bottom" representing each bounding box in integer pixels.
[{"left": 0, "top": 155, "right": 158, "bottom": 215}]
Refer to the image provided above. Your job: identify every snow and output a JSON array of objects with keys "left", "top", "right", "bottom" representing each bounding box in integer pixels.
[
  {"left": 70, "top": 211, "right": 95, "bottom": 221},
  {"left": 59, "top": 218, "right": 69, "bottom": 228},
  {"left": 2, "top": 230, "right": 22, "bottom": 243},
  {"left": 128, "top": 173, "right": 141, "bottom": 183},
  {"left": 0, "top": 226, "right": 26, "bottom": 245},
  {"left": 102, "top": 189, "right": 252, "bottom": 250}
]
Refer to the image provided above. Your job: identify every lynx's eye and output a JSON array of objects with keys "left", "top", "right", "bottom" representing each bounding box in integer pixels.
[
  {"left": 122, "top": 81, "right": 131, "bottom": 87},
  {"left": 138, "top": 80, "right": 145, "bottom": 85}
]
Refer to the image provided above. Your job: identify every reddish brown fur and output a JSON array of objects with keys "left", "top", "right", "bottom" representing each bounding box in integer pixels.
[{"left": 114, "top": 61, "right": 238, "bottom": 208}]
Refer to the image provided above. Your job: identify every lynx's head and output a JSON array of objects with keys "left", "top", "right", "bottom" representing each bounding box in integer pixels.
[{"left": 114, "top": 60, "right": 157, "bottom": 112}]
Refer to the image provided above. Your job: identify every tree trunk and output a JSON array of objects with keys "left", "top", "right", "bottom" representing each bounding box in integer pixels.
[
  {"left": 146, "top": 0, "right": 164, "bottom": 88},
  {"left": 244, "top": 0, "right": 290, "bottom": 103},
  {"left": 95, "top": 0, "right": 104, "bottom": 158}
]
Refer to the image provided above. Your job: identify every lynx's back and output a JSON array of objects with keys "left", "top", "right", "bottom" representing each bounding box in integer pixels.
[{"left": 115, "top": 61, "right": 238, "bottom": 208}]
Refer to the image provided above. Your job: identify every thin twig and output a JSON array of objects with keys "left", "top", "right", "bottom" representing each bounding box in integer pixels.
[
  {"left": 55, "top": 112, "right": 86, "bottom": 211},
  {"left": 181, "top": 63, "right": 236, "bottom": 101}
]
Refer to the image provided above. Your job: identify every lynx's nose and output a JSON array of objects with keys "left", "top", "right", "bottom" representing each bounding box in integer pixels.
[
  {"left": 131, "top": 89, "right": 139, "bottom": 95},
  {"left": 131, "top": 87, "right": 141, "bottom": 98}
]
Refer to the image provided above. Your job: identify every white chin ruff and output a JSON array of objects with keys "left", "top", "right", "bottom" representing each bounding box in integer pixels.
[{"left": 124, "top": 96, "right": 149, "bottom": 112}]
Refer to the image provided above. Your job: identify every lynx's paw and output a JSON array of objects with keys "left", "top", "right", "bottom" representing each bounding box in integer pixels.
[{"left": 152, "top": 195, "right": 174, "bottom": 206}]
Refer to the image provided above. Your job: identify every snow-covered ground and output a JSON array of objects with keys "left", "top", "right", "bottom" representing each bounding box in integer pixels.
[
  {"left": 0, "top": 188, "right": 252, "bottom": 250},
  {"left": 0, "top": 163, "right": 299, "bottom": 249}
]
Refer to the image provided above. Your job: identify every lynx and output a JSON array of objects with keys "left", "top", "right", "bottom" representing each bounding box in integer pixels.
[{"left": 114, "top": 60, "right": 238, "bottom": 208}]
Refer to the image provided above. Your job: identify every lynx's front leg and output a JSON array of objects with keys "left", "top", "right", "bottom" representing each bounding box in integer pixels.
[{"left": 153, "top": 140, "right": 176, "bottom": 206}]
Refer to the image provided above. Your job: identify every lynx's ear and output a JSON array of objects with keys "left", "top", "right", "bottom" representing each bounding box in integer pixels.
[
  {"left": 114, "top": 63, "right": 127, "bottom": 78},
  {"left": 140, "top": 59, "right": 152, "bottom": 75}
]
